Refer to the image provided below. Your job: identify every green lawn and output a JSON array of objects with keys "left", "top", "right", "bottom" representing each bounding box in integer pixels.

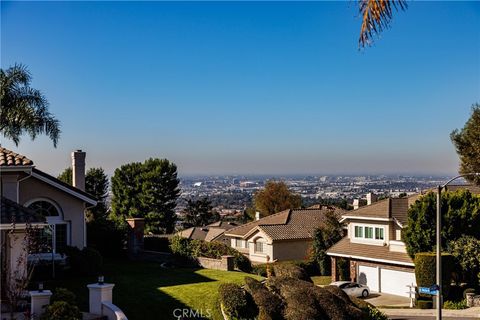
[
  {"left": 46, "top": 259, "right": 262, "bottom": 320},
  {"left": 311, "top": 275, "right": 332, "bottom": 286}
]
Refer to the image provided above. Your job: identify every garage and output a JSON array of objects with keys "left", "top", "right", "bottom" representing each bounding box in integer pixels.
[
  {"left": 380, "top": 268, "right": 416, "bottom": 297},
  {"left": 358, "top": 265, "right": 379, "bottom": 292}
]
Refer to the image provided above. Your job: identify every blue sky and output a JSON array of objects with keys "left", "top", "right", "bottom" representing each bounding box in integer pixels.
[{"left": 1, "top": 1, "right": 479, "bottom": 176}]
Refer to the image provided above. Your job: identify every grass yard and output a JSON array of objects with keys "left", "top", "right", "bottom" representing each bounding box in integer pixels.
[
  {"left": 311, "top": 275, "right": 332, "bottom": 286},
  {"left": 45, "top": 259, "right": 262, "bottom": 320}
]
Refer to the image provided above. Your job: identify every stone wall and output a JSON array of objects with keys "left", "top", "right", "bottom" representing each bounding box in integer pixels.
[
  {"left": 466, "top": 293, "right": 480, "bottom": 307},
  {"left": 197, "top": 256, "right": 234, "bottom": 271}
]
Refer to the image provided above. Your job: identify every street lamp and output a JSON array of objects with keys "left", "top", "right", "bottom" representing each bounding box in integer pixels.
[{"left": 436, "top": 173, "right": 480, "bottom": 320}]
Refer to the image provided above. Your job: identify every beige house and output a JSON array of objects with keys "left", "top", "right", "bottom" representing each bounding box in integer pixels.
[
  {"left": 177, "top": 220, "right": 239, "bottom": 245},
  {"left": 0, "top": 147, "right": 96, "bottom": 281},
  {"left": 225, "top": 206, "right": 345, "bottom": 263}
]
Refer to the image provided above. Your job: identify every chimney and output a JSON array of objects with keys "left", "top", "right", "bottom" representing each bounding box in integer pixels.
[
  {"left": 353, "top": 199, "right": 360, "bottom": 210},
  {"left": 366, "top": 193, "right": 378, "bottom": 206},
  {"left": 71, "top": 150, "right": 86, "bottom": 191},
  {"left": 255, "top": 211, "right": 261, "bottom": 221}
]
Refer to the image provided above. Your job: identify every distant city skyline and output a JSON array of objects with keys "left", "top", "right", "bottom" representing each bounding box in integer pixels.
[{"left": 1, "top": 1, "right": 479, "bottom": 177}]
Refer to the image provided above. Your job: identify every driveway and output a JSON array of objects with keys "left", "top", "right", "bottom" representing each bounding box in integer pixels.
[
  {"left": 364, "top": 292, "right": 411, "bottom": 308},
  {"left": 381, "top": 307, "right": 480, "bottom": 319}
]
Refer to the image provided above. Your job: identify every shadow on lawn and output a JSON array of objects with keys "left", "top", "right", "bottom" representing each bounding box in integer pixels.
[{"left": 44, "top": 259, "right": 217, "bottom": 320}]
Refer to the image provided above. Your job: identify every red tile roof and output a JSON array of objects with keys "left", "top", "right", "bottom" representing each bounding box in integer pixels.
[{"left": 0, "top": 147, "right": 33, "bottom": 166}]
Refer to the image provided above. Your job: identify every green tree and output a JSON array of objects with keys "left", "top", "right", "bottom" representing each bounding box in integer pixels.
[
  {"left": 311, "top": 209, "right": 344, "bottom": 275},
  {"left": 57, "top": 167, "right": 109, "bottom": 222},
  {"left": 253, "top": 181, "right": 302, "bottom": 217},
  {"left": 58, "top": 167, "right": 73, "bottom": 185},
  {"left": 111, "top": 158, "right": 180, "bottom": 234},
  {"left": 451, "top": 104, "right": 480, "bottom": 185},
  {"left": 183, "top": 197, "right": 217, "bottom": 227},
  {"left": 403, "top": 189, "right": 480, "bottom": 258},
  {"left": 0, "top": 64, "right": 60, "bottom": 147},
  {"left": 448, "top": 235, "right": 480, "bottom": 286}
]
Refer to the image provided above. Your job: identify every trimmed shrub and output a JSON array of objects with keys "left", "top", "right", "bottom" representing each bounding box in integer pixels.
[
  {"left": 366, "top": 306, "right": 388, "bottom": 320},
  {"left": 267, "top": 277, "right": 364, "bottom": 320},
  {"left": 323, "top": 285, "right": 351, "bottom": 304},
  {"left": 40, "top": 301, "right": 81, "bottom": 320},
  {"left": 244, "top": 277, "right": 284, "bottom": 320},
  {"left": 443, "top": 300, "right": 467, "bottom": 310},
  {"left": 417, "top": 300, "right": 433, "bottom": 309},
  {"left": 349, "top": 296, "right": 374, "bottom": 312},
  {"left": 51, "top": 288, "right": 77, "bottom": 305},
  {"left": 144, "top": 236, "right": 171, "bottom": 253},
  {"left": 414, "top": 252, "right": 453, "bottom": 298},
  {"left": 273, "top": 263, "right": 312, "bottom": 283},
  {"left": 218, "top": 283, "right": 257, "bottom": 319}
]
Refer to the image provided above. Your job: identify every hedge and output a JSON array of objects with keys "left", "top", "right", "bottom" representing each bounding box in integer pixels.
[
  {"left": 244, "top": 277, "right": 284, "bottom": 320},
  {"left": 169, "top": 236, "right": 252, "bottom": 272},
  {"left": 414, "top": 252, "right": 453, "bottom": 298}
]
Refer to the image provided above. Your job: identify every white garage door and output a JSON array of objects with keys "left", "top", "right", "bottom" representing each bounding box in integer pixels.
[
  {"left": 358, "top": 265, "right": 379, "bottom": 292},
  {"left": 380, "top": 268, "right": 416, "bottom": 297}
]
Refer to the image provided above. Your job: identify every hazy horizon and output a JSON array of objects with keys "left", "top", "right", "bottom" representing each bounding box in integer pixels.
[{"left": 1, "top": 1, "right": 479, "bottom": 177}]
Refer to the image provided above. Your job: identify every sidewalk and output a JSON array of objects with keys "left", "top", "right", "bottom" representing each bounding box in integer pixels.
[{"left": 380, "top": 307, "right": 480, "bottom": 318}]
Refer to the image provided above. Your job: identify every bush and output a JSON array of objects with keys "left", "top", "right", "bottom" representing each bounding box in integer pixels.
[
  {"left": 463, "top": 288, "right": 476, "bottom": 299},
  {"left": 367, "top": 306, "right": 388, "bottom": 320},
  {"left": 144, "top": 236, "right": 171, "bottom": 253},
  {"left": 40, "top": 301, "right": 81, "bottom": 320},
  {"left": 244, "top": 277, "right": 284, "bottom": 320},
  {"left": 414, "top": 252, "right": 453, "bottom": 298},
  {"left": 417, "top": 300, "right": 433, "bottom": 309},
  {"left": 51, "top": 288, "right": 76, "bottom": 305},
  {"left": 323, "top": 285, "right": 351, "bottom": 304},
  {"left": 292, "top": 260, "right": 318, "bottom": 276},
  {"left": 252, "top": 264, "right": 268, "bottom": 277},
  {"left": 218, "top": 283, "right": 257, "bottom": 319},
  {"left": 169, "top": 236, "right": 252, "bottom": 272},
  {"left": 273, "top": 263, "right": 312, "bottom": 283},
  {"left": 443, "top": 300, "right": 467, "bottom": 310},
  {"left": 62, "top": 246, "right": 103, "bottom": 276}
]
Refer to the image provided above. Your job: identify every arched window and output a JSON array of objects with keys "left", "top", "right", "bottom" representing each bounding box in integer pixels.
[
  {"left": 26, "top": 199, "right": 68, "bottom": 253},
  {"left": 27, "top": 200, "right": 60, "bottom": 218}
]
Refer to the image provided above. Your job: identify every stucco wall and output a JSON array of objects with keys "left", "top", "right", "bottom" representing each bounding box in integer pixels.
[
  {"left": 19, "top": 176, "right": 86, "bottom": 248},
  {"left": 272, "top": 239, "right": 312, "bottom": 261}
]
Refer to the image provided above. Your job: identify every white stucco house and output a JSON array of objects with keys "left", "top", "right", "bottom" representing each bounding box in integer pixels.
[
  {"left": 225, "top": 206, "right": 346, "bottom": 263},
  {"left": 0, "top": 147, "right": 96, "bottom": 283}
]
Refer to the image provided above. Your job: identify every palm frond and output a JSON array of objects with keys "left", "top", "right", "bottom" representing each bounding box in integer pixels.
[{"left": 358, "top": 0, "right": 407, "bottom": 48}]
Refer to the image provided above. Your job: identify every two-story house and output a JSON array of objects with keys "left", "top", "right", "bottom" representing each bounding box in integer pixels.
[{"left": 326, "top": 193, "right": 419, "bottom": 297}]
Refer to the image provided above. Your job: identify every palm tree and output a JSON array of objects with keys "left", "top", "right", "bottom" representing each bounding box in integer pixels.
[
  {"left": 0, "top": 64, "right": 60, "bottom": 147},
  {"left": 358, "top": 0, "right": 407, "bottom": 48}
]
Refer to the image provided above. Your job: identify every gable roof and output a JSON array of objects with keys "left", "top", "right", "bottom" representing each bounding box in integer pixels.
[
  {"left": 176, "top": 221, "right": 239, "bottom": 242},
  {"left": 327, "top": 236, "right": 414, "bottom": 266},
  {"left": 225, "top": 206, "right": 346, "bottom": 241},
  {"left": 0, "top": 147, "right": 33, "bottom": 166},
  {"left": 0, "top": 196, "right": 46, "bottom": 226}
]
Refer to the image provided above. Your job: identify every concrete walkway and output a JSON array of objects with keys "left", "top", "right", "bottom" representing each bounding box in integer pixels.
[
  {"left": 365, "top": 293, "right": 411, "bottom": 307},
  {"left": 380, "top": 307, "right": 480, "bottom": 319}
]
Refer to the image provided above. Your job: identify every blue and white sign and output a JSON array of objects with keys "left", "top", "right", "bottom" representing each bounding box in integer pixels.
[{"left": 419, "top": 286, "right": 439, "bottom": 295}]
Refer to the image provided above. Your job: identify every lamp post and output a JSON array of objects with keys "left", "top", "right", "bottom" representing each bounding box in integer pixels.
[{"left": 436, "top": 173, "right": 480, "bottom": 320}]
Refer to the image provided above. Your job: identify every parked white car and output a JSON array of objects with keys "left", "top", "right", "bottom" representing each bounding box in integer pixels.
[{"left": 331, "top": 281, "right": 370, "bottom": 298}]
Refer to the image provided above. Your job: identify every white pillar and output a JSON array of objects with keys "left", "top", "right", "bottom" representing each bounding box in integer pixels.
[
  {"left": 29, "top": 290, "right": 52, "bottom": 317},
  {"left": 87, "top": 283, "right": 114, "bottom": 315}
]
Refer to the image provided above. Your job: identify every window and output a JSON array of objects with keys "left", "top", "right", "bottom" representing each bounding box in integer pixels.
[
  {"left": 354, "top": 226, "right": 363, "bottom": 238},
  {"left": 27, "top": 200, "right": 68, "bottom": 253},
  {"left": 254, "top": 241, "right": 264, "bottom": 253},
  {"left": 365, "top": 227, "right": 373, "bottom": 239},
  {"left": 235, "top": 239, "right": 241, "bottom": 247},
  {"left": 375, "top": 227, "right": 384, "bottom": 240}
]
